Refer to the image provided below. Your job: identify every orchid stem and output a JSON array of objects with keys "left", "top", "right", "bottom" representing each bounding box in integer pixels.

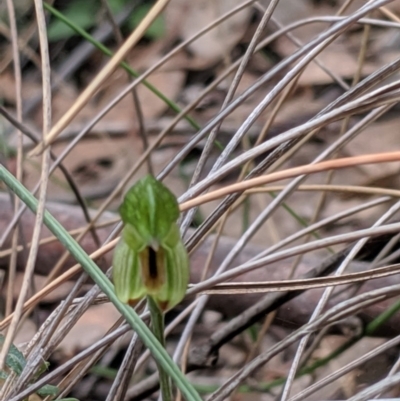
[{"left": 147, "top": 296, "right": 173, "bottom": 401}]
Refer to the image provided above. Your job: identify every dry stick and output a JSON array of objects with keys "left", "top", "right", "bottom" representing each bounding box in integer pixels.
[
  {"left": 176, "top": 221, "right": 225, "bottom": 378},
  {"left": 368, "top": 8, "right": 400, "bottom": 400},
  {"left": 263, "top": 5, "right": 350, "bottom": 91},
  {"left": 184, "top": 142, "right": 289, "bottom": 252},
  {"left": 177, "top": 197, "right": 240, "bottom": 376},
  {"left": 347, "top": 371, "right": 400, "bottom": 401},
  {"left": 198, "top": 87, "right": 400, "bottom": 202},
  {"left": 28, "top": 0, "right": 171, "bottom": 156},
  {"left": 37, "top": 285, "right": 116, "bottom": 394},
  {"left": 16, "top": 269, "right": 119, "bottom": 392},
  {"left": 181, "top": 195, "right": 389, "bottom": 383},
  {"left": 5, "top": 0, "right": 23, "bottom": 319},
  {"left": 264, "top": 51, "right": 400, "bottom": 176},
  {"left": 192, "top": 220, "right": 400, "bottom": 297},
  {"left": 106, "top": 332, "right": 142, "bottom": 401},
  {"left": 177, "top": 78, "right": 400, "bottom": 206},
  {"left": 54, "top": 296, "right": 145, "bottom": 399},
  {"left": 0, "top": 0, "right": 52, "bottom": 378},
  {"left": 338, "top": 0, "right": 357, "bottom": 15},
  {"left": 176, "top": 147, "right": 294, "bottom": 377},
  {"left": 373, "top": 24, "right": 400, "bottom": 401},
  {"left": 12, "top": 323, "right": 132, "bottom": 401},
  {"left": 177, "top": 145, "right": 293, "bottom": 378},
  {"left": 379, "top": 4, "right": 400, "bottom": 22},
  {"left": 223, "top": 67, "right": 305, "bottom": 373},
  {"left": 175, "top": 219, "right": 227, "bottom": 389},
  {"left": 11, "top": 276, "right": 92, "bottom": 395}
]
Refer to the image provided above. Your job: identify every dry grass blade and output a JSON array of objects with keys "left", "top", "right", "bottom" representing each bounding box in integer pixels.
[
  {"left": 200, "top": 263, "right": 400, "bottom": 294},
  {"left": 0, "top": 0, "right": 52, "bottom": 381},
  {"left": 181, "top": 151, "right": 400, "bottom": 209},
  {"left": 5, "top": 0, "right": 23, "bottom": 323}
]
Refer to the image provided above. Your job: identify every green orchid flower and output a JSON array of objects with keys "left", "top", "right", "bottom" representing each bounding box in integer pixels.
[{"left": 112, "top": 175, "right": 189, "bottom": 311}]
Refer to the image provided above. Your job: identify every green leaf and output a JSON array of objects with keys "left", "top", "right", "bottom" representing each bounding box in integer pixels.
[
  {"left": 36, "top": 384, "right": 59, "bottom": 397},
  {"left": 0, "top": 334, "right": 26, "bottom": 375}
]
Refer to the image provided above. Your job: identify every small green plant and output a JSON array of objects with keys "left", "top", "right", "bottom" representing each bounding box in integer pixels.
[
  {"left": 112, "top": 175, "right": 189, "bottom": 401},
  {"left": 0, "top": 335, "right": 59, "bottom": 398}
]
